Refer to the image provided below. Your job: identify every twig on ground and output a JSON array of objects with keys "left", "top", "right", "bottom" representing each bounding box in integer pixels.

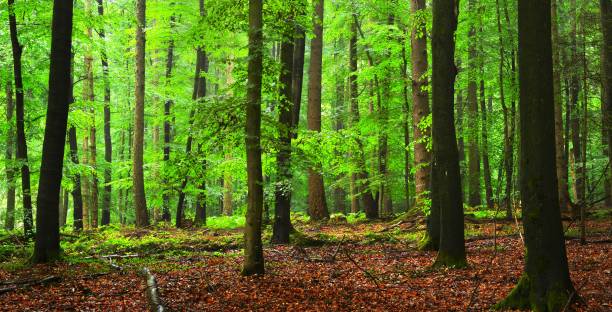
[
  {"left": 342, "top": 247, "right": 381, "bottom": 289},
  {"left": 0, "top": 276, "right": 61, "bottom": 295}
]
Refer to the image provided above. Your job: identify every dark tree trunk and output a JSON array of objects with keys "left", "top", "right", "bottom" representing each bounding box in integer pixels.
[
  {"left": 601, "top": 0, "right": 612, "bottom": 205},
  {"left": 332, "top": 39, "right": 347, "bottom": 215},
  {"left": 193, "top": 44, "right": 208, "bottom": 226},
  {"left": 400, "top": 37, "right": 412, "bottom": 212},
  {"left": 481, "top": 83, "right": 493, "bottom": 208},
  {"left": 83, "top": 0, "right": 98, "bottom": 229},
  {"left": 430, "top": 0, "right": 466, "bottom": 267},
  {"left": 272, "top": 23, "right": 295, "bottom": 244},
  {"left": 33, "top": 0, "right": 74, "bottom": 263},
  {"left": 291, "top": 27, "right": 305, "bottom": 134},
  {"left": 61, "top": 189, "right": 69, "bottom": 227},
  {"left": 68, "top": 126, "right": 83, "bottom": 231},
  {"left": 496, "top": 1, "right": 576, "bottom": 309},
  {"left": 97, "top": 0, "right": 112, "bottom": 226},
  {"left": 467, "top": 0, "right": 481, "bottom": 208},
  {"left": 8, "top": 0, "right": 33, "bottom": 237},
  {"left": 133, "top": 0, "right": 149, "bottom": 227},
  {"left": 162, "top": 11, "right": 176, "bottom": 223},
  {"left": 4, "top": 82, "right": 16, "bottom": 231},
  {"left": 569, "top": 0, "right": 584, "bottom": 211},
  {"left": 242, "top": 0, "right": 265, "bottom": 276},
  {"left": 410, "top": 0, "right": 432, "bottom": 209},
  {"left": 307, "top": 0, "right": 329, "bottom": 221}
]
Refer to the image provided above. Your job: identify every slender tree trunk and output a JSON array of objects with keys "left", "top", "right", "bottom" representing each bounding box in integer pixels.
[
  {"left": 68, "top": 104, "right": 84, "bottom": 231},
  {"left": 552, "top": 0, "right": 571, "bottom": 212},
  {"left": 33, "top": 0, "right": 73, "bottom": 263},
  {"left": 96, "top": 0, "right": 112, "bottom": 226},
  {"left": 430, "top": 0, "right": 466, "bottom": 267},
  {"left": 133, "top": 0, "right": 149, "bottom": 227},
  {"left": 496, "top": 1, "right": 576, "bottom": 308},
  {"left": 61, "top": 189, "right": 69, "bottom": 227},
  {"left": 243, "top": 0, "right": 265, "bottom": 276},
  {"left": 467, "top": 0, "right": 481, "bottom": 207},
  {"left": 4, "top": 82, "right": 16, "bottom": 231},
  {"left": 602, "top": 0, "right": 612, "bottom": 207},
  {"left": 162, "top": 11, "right": 176, "bottom": 222},
  {"left": 400, "top": 36, "right": 412, "bottom": 212},
  {"left": 569, "top": 0, "right": 584, "bottom": 212},
  {"left": 410, "top": 0, "right": 432, "bottom": 209},
  {"left": 307, "top": 0, "right": 329, "bottom": 220},
  {"left": 8, "top": 0, "right": 33, "bottom": 237},
  {"left": 291, "top": 27, "right": 305, "bottom": 133},
  {"left": 81, "top": 135, "right": 90, "bottom": 229},
  {"left": 332, "top": 39, "right": 347, "bottom": 215},
  {"left": 481, "top": 82, "right": 493, "bottom": 208},
  {"left": 272, "top": 25, "right": 295, "bottom": 244},
  {"left": 194, "top": 45, "right": 208, "bottom": 226}
]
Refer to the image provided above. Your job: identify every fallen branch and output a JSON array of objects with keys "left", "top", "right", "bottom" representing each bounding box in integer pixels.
[
  {"left": 86, "top": 254, "right": 140, "bottom": 260},
  {"left": 95, "top": 255, "right": 125, "bottom": 271},
  {"left": 0, "top": 276, "right": 60, "bottom": 295},
  {"left": 141, "top": 267, "right": 165, "bottom": 312},
  {"left": 343, "top": 248, "right": 381, "bottom": 289}
]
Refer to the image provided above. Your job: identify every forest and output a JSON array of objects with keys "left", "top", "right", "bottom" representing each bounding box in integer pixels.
[{"left": 0, "top": 0, "right": 611, "bottom": 311}]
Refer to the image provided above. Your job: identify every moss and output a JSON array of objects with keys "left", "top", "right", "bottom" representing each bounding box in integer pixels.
[
  {"left": 494, "top": 275, "right": 574, "bottom": 312},
  {"left": 494, "top": 274, "right": 531, "bottom": 310},
  {"left": 432, "top": 252, "right": 467, "bottom": 269},
  {"left": 418, "top": 233, "right": 438, "bottom": 251}
]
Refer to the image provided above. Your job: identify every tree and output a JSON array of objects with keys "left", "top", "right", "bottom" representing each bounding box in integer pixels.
[
  {"left": 602, "top": 0, "right": 612, "bottom": 201},
  {"left": 243, "top": 0, "right": 265, "bottom": 276},
  {"left": 307, "top": 0, "right": 329, "bottom": 220},
  {"left": 134, "top": 0, "right": 149, "bottom": 227},
  {"left": 4, "top": 82, "right": 15, "bottom": 231},
  {"left": 467, "top": 0, "right": 481, "bottom": 208},
  {"left": 410, "top": 0, "right": 431, "bottom": 209},
  {"left": 430, "top": 0, "right": 466, "bottom": 267},
  {"left": 33, "top": 0, "right": 74, "bottom": 263},
  {"left": 8, "top": 0, "right": 33, "bottom": 237},
  {"left": 84, "top": 0, "right": 98, "bottom": 228},
  {"left": 272, "top": 14, "right": 295, "bottom": 244},
  {"left": 495, "top": 0, "right": 576, "bottom": 309},
  {"left": 97, "top": 0, "right": 112, "bottom": 226}
]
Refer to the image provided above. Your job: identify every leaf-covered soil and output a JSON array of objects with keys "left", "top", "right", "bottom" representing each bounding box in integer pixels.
[{"left": 0, "top": 218, "right": 610, "bottom": 311}]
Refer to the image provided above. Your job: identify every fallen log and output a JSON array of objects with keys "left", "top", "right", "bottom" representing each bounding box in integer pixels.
[
  {"left": 141, "top": 267, "right": 165, "bottom": 312},
  {"left": 0, "top": 276, "right": 60, "bottom": 295}
]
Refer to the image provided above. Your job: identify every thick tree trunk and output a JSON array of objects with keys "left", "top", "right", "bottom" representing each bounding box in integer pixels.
[
  {"left": 307, "top": 0, "right": 329, "bottom": 221},
  {"left": 133, "top": 0, "right": 149, "bottom": 227},
  {"left": 481, "top": 83, "right": 493, "bottom": 208},
  {"left": 272, "top": 29, "right": 295, "bottom": 244},
  {"left": 97, "top": 0, "right": 112, "bottom": 226},
  {"left": 467, "top": 0, "right": 481, "bottom": 208},
  {"left": 243, "top": 0, "right": 265, "bottom": 276},
  {"left": 33, "top": 0, "right": 73, "bottom": 263},
  {"left": 552, "top": 0, "right": 571, "bottom": 212},
  {"left": 8, "top": 0, "right": 33, "bottom": 237},
  {"left": 430, "top": 0, "right": 466, "bottom": 267},
  {"left": 4, "top": 82, "right": 16, "bottom": 231},
  {"left": 496, "top": 1, "right": 576, "bottom": 309},
  {"left": 601, "top": 0, "right": 612, "bottom": 206},
  {"left": 410, "top": 0, "right": 432, "bottom": 209}
]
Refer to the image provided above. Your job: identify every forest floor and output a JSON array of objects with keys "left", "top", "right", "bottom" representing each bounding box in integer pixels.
[{"left": 0, "top": 210, "right": 610, "bottom": 311}]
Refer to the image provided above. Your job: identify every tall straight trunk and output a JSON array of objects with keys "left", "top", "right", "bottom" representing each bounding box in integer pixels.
[
  {"left": 58, "top": 190, "right": 65, "bottom": 227},
  {"left": 162, "top": 11, "right": 176, "bottom": 222},
  {"left": 430, "top": 0, "right": 466, "bottom": 267},
  {"left": 243, "top": 0, "right": 265, "bottom": 276},
  {"left": 81, "top": 135, "right": 90, "bottom": 228},
  {"left": 410, "top": 0, "right": 432, "bottom": 209},
  {"left": 481, "top": 82, "right": 493, "bottom": 208},
  {"left": 552, "top": 0, "right": 571, "bottom": 212},
  {"left": 118, "top": 129, "right": 126, "bottom": 224},
  {"left": 97, "top": 0, "right": 112, "bottom": 226},
  {"left": 400, "top": 36, "right": 412, "bottom": 211},
  {"left": 133, "top": 0, "right": 149, "bottom": 227},
  {"left": 33, "top": 0, "right": 73, "bottom": 263},
  {"left": 569, "top": 0, "right": 584, "bottom": 210},
  {"left": 467, "top": 0, "right": 481, "bottom": 207},
  {"left": 272, "top": 28, "right": 295, "bottom": 244},
  {"left": 223, "top": 153, "right": 233, "bottom": 215},
  {"left": 496, "top": 1, "right": 575, "bottom": 309},
  {"left": 306, "top": 0, "right": 329, "bottom": 220},
  {"left": 61, "top": 189, "right": 69, "bottom": 227},
  {"left": 83, "top": 0, "right": 98, "bottom": 228},
  {"left": 68, "top": 65, "right": 84, "bottom": 234},
  {"left": 291, "top": 27, "right": 305, "bottom": 133},
  {"left": 377, "top": 15, "right": 394, "bottom": 217},
  {"left": 602, "top": 0, "right": 612, "bottom": 206},
  {"left": 4, "top": 82, "right": 16, "bottom": 230},
  {"left": 8, "top": 0, "right": 33, "bottom": 236},
  {"left": 193, "top": 0, "right": 208, "bottom": 226},
  {"left": 332, "top": 39, "right": 347, "bottom": 214},
  {"left": 456, "top": 89, "right": 466, "bottom": 201}
]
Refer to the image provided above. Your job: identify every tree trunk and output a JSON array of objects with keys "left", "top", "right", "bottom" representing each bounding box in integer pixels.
[
  {"left": 223, "top": 153, "right": 233, "bottom": 215},
  {"left": 68, "top": 127, "right": 83, "bottom": 230},
  {"left": 33, "top": 0, "right": 73, "bottom": 263},
  {"left": 430, "top": 0, "right": 466, "bottom": 267},
  {"left": 81, "top": 135, "right": 90, "bottom": 229},
  {"left": 410, "top": 0, "right": 432, "bottom": 209},
  {"left": 4, "top": 82, "right": 16, "bottom": 231},
  {"left": 272, "top": 26, "right": 295, "bottom": 244},
  {"left": 61, "top": 189, "right": 69, "bottom": 227},
  {"left": 8, "top": 0, "right": 33, "bottom": 237},
  {"left": 133, "top": 0, "right": 149, "bottom": 227},
  {"left": 481, "top": 83, "right": 493, "bottom": 208},
  {"left": 161, "top": 10, "right": 176, "bottom": 223},
  {"left": 569, "top": 0, "right": 584, "bottom": 212},
  {"left": 306, "top": 0, "right": 329, "bottom": 221},
  {"left": 193, "top": 37, "right": 208, "bottom": 226},
  {"left": 467, "top": 0, "right": 481, "bottom": 208},
  {"left": 552, "top": 0, "right": 571, "bottom": 212},
  {"left": 243, "top": 0, "right": 265, "bottom": 276},
  {"left": 496, "top": 1, "right": 576, "bottom": 309},
  {"left": 400, "top": 36, "right": 412, "bottom": 212},
  {"left": 291, "top": 27, "right": 305, "bottom": 134},
  {"left": 84, "top": 0, "right": 99, "bottom": 228},
  {"left": 332, "top": 39, "right": 347, "bottom": 215},
  {"left": 602, "top": 0, "right": 612, "bottom": 207}
]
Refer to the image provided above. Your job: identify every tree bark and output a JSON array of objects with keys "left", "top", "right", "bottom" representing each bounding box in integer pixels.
[
  {"left": 272, "top": 25, "right": 295, "bottom": 244},
  {"left": 332, "top": 39, "right": 347, "bottom": 215},
  {"left": 81, "top": 135, "right": 90, "bottom": 228},
  {"left": 307, "top": 0, "right": 329, "bottom": 220},
  {"left": 430, "top": 0, "right": 466, "bottom": 267},
  {"left": 410, "top": 0, "right": 432, "bottom": 209},
  {"left": 467, "top": 0, "right": 481, "bottom": 207},
  {"left": 162, "top": 11, "right": 176, "bottom": 223},
  {"left": 33, "top": 0, "right": 73, "bottom": 263},
  {"left": 133, "top": 0, "right": 149, "bottom": 227},
  {"left": 569, "top": 0, "right": 584, "bottom": 211},
  {"left": 481, "top": 83, "right": 493, "bottom": 208},
  {"left": 496, "top": 1, "right": 576, "bottom": 309},
  {"left": 291, "top": 27, "right": 305, "bottom": 135},
  {"left": 400, "top": 35, "right": 412, "bottom": 212},
  {"left": 4, "top": 82, "right": 16, "bottom": 231},
  {"left": 242, "top": 0, "right": 265, "bottom": 276},
  {"left": 84, "top": 0, "right": 98, "bottom": 228},
  {"left": 8, "top": 0, "right": 33, "bottom": 237},
  {"left": 600, "top": 0, "right": 612, "bottom": 207}
]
